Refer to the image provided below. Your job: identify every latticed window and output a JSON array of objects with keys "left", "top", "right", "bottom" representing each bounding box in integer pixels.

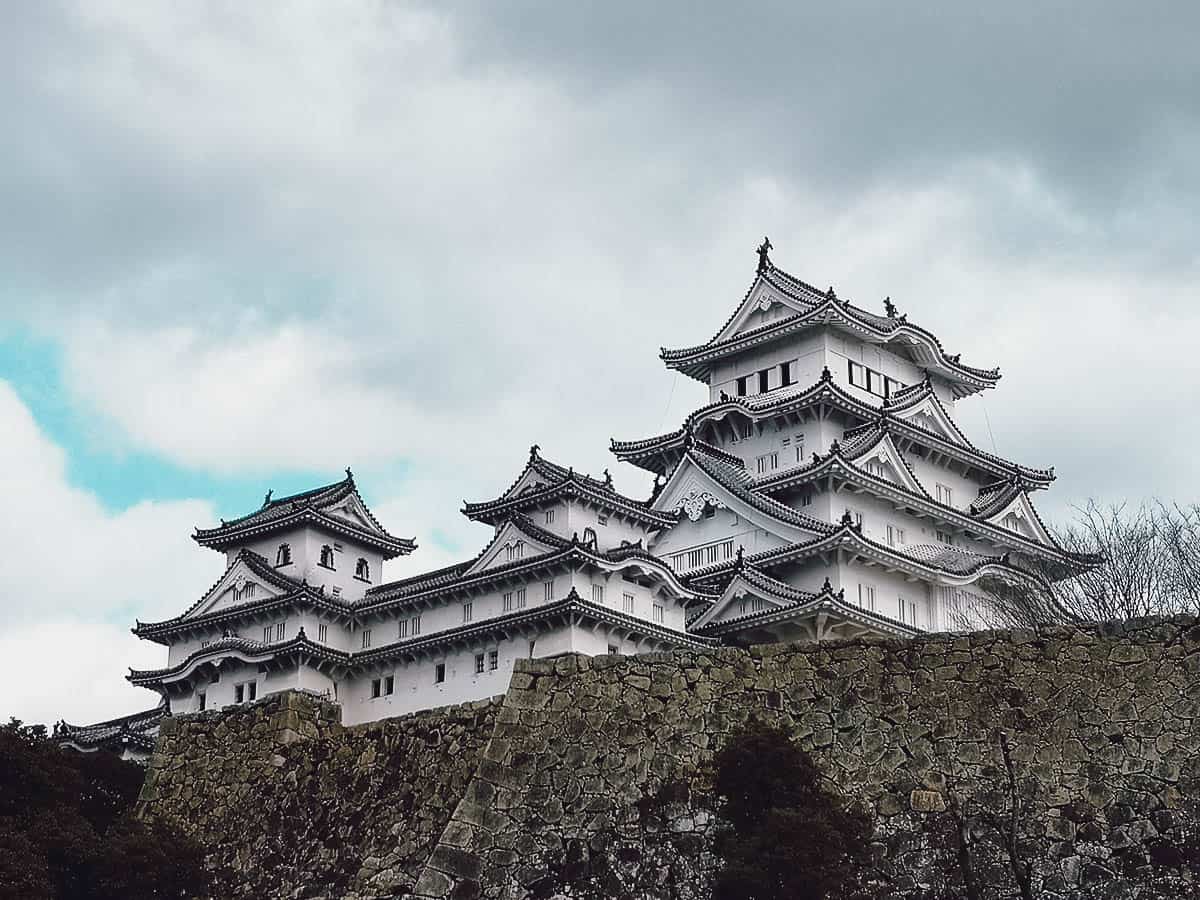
[
  {"left": 276, "top": 543, "right": 292, "bottom": 566},
  {"left": 355, "top": 558, "right": 370, "bottom": 581},
  {"left": 320, "top": 545, "right": 335, "bottom": 569}
]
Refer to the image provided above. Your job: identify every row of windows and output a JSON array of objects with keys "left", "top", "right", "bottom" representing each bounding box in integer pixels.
[
  {"left": 847, "top": 360, "right": 905, "bottom": 399},
  {"left": 274, "top": 542, "right": 371, "bottom": 581},
  {"left": 735, "top": 360, "right": 797, "bottom": 397},
  {"left": 856, "top": 583, "right": 922, "bottom": 627},
  {"left": 670, "top": 539, "right": 736, "bottom": 572},
  {"left": 263, "top": 621, "right": 285, "bottom": 643},
  {"left": 371, "top": 650, "right": 504, "bottom": 698},
  {"left": 361, "top": 615, "right": 424, "bottom": 648}
]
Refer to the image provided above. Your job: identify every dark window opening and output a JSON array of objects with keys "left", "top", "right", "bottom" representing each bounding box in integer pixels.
[
  {"left": 319, "top": 545, "right": 335, "bottom": 569},
  {"left": 275, "top": 543, "right": 292, "bottom": 567},
  {"left": 780, "top": 361, "right": 794, "bottom": 387},
  {"left": 371, "top": 678, "right": 381, "bottom": 698},
  {"left": 736, "top": 376, "right": 748, "bottom": 397},
  {"left": 758, "top": 369, "right": 770, "bottom": 393},
  {"left": 355, "top": 557, "right": 370, "bottom": 581},
  {"left": 384, "top": 676, "right": 394, "bottom": 695},
  {"left": 434, "top": 663, "right": 446, "bottom": 684}
]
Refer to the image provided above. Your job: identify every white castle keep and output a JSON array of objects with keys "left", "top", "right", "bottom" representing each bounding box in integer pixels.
[{"left": 106, "top": 243, "right": 1097, "bottom": 734}]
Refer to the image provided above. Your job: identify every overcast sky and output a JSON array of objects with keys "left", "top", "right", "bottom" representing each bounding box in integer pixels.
[{"left": 1, "top": 1, "right": 1197, "bottom": 725}]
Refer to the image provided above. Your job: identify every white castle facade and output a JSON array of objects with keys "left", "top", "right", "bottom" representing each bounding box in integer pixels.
[{"left": 110, "top": 244, "right": 1096, "bottom": 731}]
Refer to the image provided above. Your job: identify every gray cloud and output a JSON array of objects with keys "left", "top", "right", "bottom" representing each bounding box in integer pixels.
[{"left": 0, "top": 0, "right": 1196, "bottom": 564}]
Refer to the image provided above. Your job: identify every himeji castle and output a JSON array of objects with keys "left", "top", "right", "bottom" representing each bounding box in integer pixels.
[{"left": 109, "top": 242, "right": 1098, "bottom": 731}]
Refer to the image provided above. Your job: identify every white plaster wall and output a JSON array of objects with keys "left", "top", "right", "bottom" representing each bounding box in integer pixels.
[
  {"left": 649, "top": 509, "right": 787, "bottom": 570},
  {"left": 229, "top": 529, "right": 382, "bottom": 601},
  {"left": 562, "top": 500, "right": 653, "bottom": 551},
  {"left": 708, "top": 333, "right": 825, "bottom": 402},
  {"left": 904, "top": 456, "right": 987, "bottom": 513},
  {"left": 838, "top": 560, "right": 934, "bottom": 629}
]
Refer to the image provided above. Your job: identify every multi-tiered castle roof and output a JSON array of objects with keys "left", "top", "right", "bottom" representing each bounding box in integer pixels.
[{"left": 68, "top": 239, "right": 1098, "bottom": 736}]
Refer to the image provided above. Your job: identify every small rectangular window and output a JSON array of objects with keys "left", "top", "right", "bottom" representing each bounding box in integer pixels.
[
  {"left": 434, "top": 663, "right": 446, "bottom": 684},
  {"left": 235, "top": 684, "right": 245, "bottom": 704},
  {"left": 736, "top": 376, "right": 748, "bottom": 397},
  {"left": 936, "top": 483, "right": 953, "bottom": 507},
  {"left": 517, "top": 587, "right": 527, "bottom": 609},
  {"left": 385, "top": 675, "right": 394, "bottom": 695},
  {"left": 411, "top": 615, "right": 421, "bottom": 636},
  {"left": 622, "top": 592, "right": 635, "bottom": 614},
  {"left": 263, "top": 626, "right": 272, "bottom": 643},
  {"left": 652, "top": 603, "right": 665, "bottom": 624},
  {"left": 362, "top": 629, "right": 372, "bottom": 649},
  {"left": 371, "top": 678, "right": 381, "bottom": 698},
  {"left": 248, "top": 682, "right": 256, "bottom": 701},
  {"left": 545, "top": 508, "right": 555, "bottom": 525},
  {"left": 795, "top": 434, "right": 805, "bottom": 461},
  {"left": 318, "top": 623, "right": 328, "bottom": 643},
  {"left": 463, "top": 602, "right": 473, "bottom": 623},
  {"left": 197, "top": 692, "right": 206, "bottom": 711},
  {"left": 488, "top": 650, "right": 499, "bottom": 671},
  {"left": 503, "top": 591, "right": 514, "bottom": 612},
  {"left": 780, "top": 360, "right": 794, "bottom": 387},
  {"left": 398, "top": 618, "right": 409, "bottom": 639},
  {"left": 543, "top": 580, "right": 553, "bottom": 602},
  {"left": 801, "top": 490, "right": 813, "bottom": 507},
  {"left": 275, "top": 622, "right": 285, "bottom": 641},
  {"left": 608, "top": 645, "right": 619, "bottom": 655},
  {"left": 475, "top": 653, "right": 485, "bottom": 674},
  {"left": 758, "top": 369, "right": 770, "bottom": 393},
  {"left": 592, "top": 584, "right": 604, "bottom": 605}
]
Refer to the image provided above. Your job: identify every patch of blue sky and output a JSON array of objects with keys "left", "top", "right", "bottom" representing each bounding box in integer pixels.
[{"left": 0, "top": 328, "right": 363, "bottom": 520}]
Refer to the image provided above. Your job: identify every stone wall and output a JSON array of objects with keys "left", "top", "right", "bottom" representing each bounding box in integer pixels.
[
  {"left": 138, "top": 618, "right": 1200, "bottom": 899},
  {"left": 414, "top": 616, "right": 1200, "bottom": 899},
  {"left": 138, "top": 690, "right": 499, "bottom": 899}
]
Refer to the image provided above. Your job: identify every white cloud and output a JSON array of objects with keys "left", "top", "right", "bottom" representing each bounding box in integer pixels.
[{"left": 0, "top": 621, "right": 163, "bottom": 726}]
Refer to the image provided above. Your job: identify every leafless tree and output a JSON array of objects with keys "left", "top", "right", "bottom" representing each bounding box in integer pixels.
[{"left": 974, "top": 501, "right": 1200, "bottom": 628}]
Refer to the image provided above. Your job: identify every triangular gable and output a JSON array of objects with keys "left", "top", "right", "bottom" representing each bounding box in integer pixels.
[
  {"left": 187, "top": 556, "right": 291, "bottom": 619},
  {"left": 846, "top": 432, "right": 928, "bottom": 496},
  {"left": 650, "top": 455, "right": 816, "bottom": 546},
  {"left": 890, "top": 393, "right": 970, "bottom": 447},
  {"left": 712, "top": 277, "right": 814, "bottom": 344},
  {"left": 984, "top": 491, "right": 1055, "bottom": 545},
  {"left": 499, "top": 465, "right": 554, "bottom": 503},
  {"left": 463, "top": 518, "right": 561, "bottom": 576},
  {"left": 321, "top": 491, "right": 382, "bottom": 534},
  {"left": 689, "top": 572, "right": 796, "bottom": 629}
]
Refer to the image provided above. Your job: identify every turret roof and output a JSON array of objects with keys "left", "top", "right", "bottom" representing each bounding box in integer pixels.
[
  {"left": 462, "top": 446, "right": 675, "bottom": 528},
  {"left": 660, "top": 251, "right": 1000, "bottom": 397},
  {"left": 613, "top": 372, "right": 1054, "bottom": 488},
  {"left": 54, "top": 700, "right": 167, "bottom": 753},
  {"left": 192, "top": 471, "right": 416, "bottom": 559}
]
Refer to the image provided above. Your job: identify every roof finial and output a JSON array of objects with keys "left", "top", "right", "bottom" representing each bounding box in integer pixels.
[
  {"left": 884, "top": 296, "right": 897, "bottom": 318},
  {"left": 683, "top": 420, "right": 695, "bottom": 449},
  {"left": 262, "top": 490, "right": 273, "bottom": 507},
  {"left": 603, "top": 468, "right": 613, "bottom": 488},
  {"left": 822, "top": 576, "right": 832, "bottom": 592},
  {"left": 756, "top": 236, "right": 773, "bottom": 274},
  {"left": 840, "top": 509, "right": 855, "bottom": 528},
  {"left": 345, "top": 466, "right": 354, "bottom": 481},
  {"left": 820, "top": 365, "right": 832, "bottom": 383},
  {"left": 529, "top": 443, "right": 540, "bottom": 461},
  {"left": 826, "top": 286, "right": 838, "bottom": 301},
  {"left": 830, "top": 439, "right": 841, "bottom": 455},
  {"left": 736, "top": 545, "right": 745, "bottom": 568}
]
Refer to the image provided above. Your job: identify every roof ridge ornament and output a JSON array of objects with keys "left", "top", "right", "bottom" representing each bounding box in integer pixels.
[
  {"left": 884, "top": 296, "right": 897, "bottom": 318},
  {"left": 822, "top": 576, "right": 832, "bottom": 592},
  {"left": 262, "top": 490, "right": 273, "bottom": 507},
  {"left": 345, "top": 466, "right": 354, "bottom": 481},
  {"left": 603, "top": 468, "right": 613, "bottom": 488},
  {"left": 735, "top": 545, "right": 745, "bottom": 569},
  {"left": 826, "top": 286, "right": 838, "bottom": 301},
  {"left": 820, "top": 365, "right": 832, "bottom": 383},
  {"left": 755, "top": 236, "right": 773, "bottom": 274},
  {"left": 529, "top": 443, "right": 540, "bottom": 461}
]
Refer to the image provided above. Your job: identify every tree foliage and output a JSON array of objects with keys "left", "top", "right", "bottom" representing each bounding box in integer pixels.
[
  {"left": 971, "top": 501, "right": 1200, "bottom": 628},
  {"left": 711, "top": 720, "right": 877, "bottom": 900},
  {"left": 0, "top": 719, "right": 209, "bottom": 900}
]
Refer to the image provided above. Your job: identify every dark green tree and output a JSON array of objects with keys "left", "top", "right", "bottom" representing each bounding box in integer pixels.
[
  {"left": 0, "top": 718, "right": 209, "bottom": 900},
  {"left": 712, "top": 720, "right": 877, "bottom": 900}
]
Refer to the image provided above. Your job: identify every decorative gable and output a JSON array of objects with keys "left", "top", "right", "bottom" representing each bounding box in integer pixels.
[
  {"left": 186, "top": 556, "right": 290, "bottom": 619},
  {"left": 848, "top": 433, "right": 927, "bottom": 497},
  {"left": 984, "top": 492, "right": 1055, "bottom": 545},
  {"left": 712, "top": 280, "right": 811, "bottom": 344},
  {"left": 891, "top": 394, "right": 969, "bottom": 447},
  {"left": 463, "top": 519, "right": 561, "bottom": 576},
  {"left": 322, "top": 493, "right": 376, "bottom": 532}
]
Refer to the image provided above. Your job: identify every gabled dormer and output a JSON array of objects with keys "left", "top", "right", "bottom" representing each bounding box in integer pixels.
[{"left": 191, "top": 470, "right": 415, "bottom": 602}]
